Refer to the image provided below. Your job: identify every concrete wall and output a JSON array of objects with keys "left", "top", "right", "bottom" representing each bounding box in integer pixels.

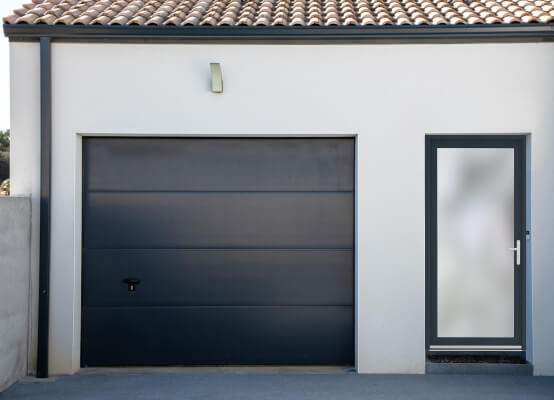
[
  {"left": 9, "top": 41, "right": 554, "bottom": 376},
  {"left": 0, "top": 196, "right": 31, "bottom": 391}
]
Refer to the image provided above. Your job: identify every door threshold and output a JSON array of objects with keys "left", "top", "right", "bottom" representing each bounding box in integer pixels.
[
  {"left": 427, "top": 345, "right": 525, "bottom": 359},
  {"left": 78, "top": 366, "right": 355, "bottom": 376},
  {"left": 428, "top": 345, "right": 523, "bottom": 352},
  {"left": 426, "top": 361, "right": 532, "bottom": 376}
]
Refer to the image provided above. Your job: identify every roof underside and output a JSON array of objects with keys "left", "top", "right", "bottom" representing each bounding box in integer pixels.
[{"left": 3, "top": 0, "right": 554, "bottom": 27}]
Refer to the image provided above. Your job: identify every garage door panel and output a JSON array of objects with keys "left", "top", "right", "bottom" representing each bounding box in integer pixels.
[
  {"left": 83, "top": 249, "right": 353, "bottom": 307},
  {"left": 81, "top": 306, "right": 354, "bottom": 366},
  {"left": 82, "top": 138, "right": 354, "bottom": 366},
  {"left": 84, "top": 138, "right": 354, "bottom": 192},
  {"left": 84, "top": 192, "right": 353, "bottom": 249}
]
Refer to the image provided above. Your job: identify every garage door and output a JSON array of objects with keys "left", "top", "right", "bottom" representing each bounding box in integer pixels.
[{"left": 81, "top": 138, "right": 354, "bottom": 366}]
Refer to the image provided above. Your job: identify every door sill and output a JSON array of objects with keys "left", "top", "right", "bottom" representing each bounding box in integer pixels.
[
  {"left": 426, "top": 361, "right": 532, "bottom": 376},
  {"left": 427, "top": 345, "right": 525, "bottom": 359},
  {"left": 77, "top": 366, "right": 355, "bottom": 376},
  {"left": 429, "top": 345, "right": 522, "bottom": 352}
]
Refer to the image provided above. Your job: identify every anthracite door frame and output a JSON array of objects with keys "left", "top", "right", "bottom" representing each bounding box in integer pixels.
[{"left": 425, "top": 135, "right": 526, "bottom": 350}]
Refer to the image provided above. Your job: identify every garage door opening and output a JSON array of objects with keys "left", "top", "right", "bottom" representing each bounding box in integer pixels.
[{"left": 81, "top": 138, "right": 355, "bottom": 366}]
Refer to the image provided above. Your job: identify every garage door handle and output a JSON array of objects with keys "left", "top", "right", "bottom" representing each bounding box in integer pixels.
[{"left": 123, "top": 278, "right": 141, "bottom": 292}]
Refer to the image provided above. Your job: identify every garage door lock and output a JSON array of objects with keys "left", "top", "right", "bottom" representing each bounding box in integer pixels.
[{"left": 123, "top": 278, "right": 141, "bottom": 292}]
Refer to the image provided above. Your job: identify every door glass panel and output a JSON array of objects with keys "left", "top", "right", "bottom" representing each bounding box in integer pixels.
[{"left": 437, "top": 148, "right": 514, "bottom": 338}]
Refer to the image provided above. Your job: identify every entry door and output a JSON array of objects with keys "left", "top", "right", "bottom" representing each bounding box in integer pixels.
[
  {"left": 426, "top": 136, "right": 526, "bottom": 350},
  {"left": 81, "top": 138, "right": 354, "bottom": 366}
]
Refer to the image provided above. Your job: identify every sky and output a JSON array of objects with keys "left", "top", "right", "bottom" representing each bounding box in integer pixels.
[{"left": 0, "top": 0, "right": 25, "bottom": 131}]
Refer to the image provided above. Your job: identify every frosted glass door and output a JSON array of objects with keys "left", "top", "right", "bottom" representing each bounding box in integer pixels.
[{"left": 437, "top": 148, "right": 514, "bottom": 338}]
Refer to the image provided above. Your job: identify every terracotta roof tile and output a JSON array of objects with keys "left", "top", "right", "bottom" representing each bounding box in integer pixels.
[{"left": 3, "top": 0, "right": 554, "bottom": 26}]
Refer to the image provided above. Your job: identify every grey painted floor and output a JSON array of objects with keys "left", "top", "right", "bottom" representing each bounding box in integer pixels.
[{"left": 2, "top": 373, "right": 554, "bottom": 400}]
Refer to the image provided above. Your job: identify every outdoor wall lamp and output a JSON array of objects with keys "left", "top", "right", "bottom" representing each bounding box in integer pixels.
[{"left": 210, "top": 63, "right": 223, "bottom": 93}]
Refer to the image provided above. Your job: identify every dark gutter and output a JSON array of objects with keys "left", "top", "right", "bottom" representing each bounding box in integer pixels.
[
  {"left": 3, "top": 24, "right": 554, "bottom": 43},
  {"left": 37, "top": 36, "right": 51, "bottom": 379}
]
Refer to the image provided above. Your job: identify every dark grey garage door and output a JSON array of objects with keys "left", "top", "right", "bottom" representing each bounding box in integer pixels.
[{"left": 82, "top": 138, "right": 354, "bottom": 366}]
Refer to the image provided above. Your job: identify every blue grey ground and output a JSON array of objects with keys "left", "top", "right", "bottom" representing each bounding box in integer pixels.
[{"left": 1, "top": 373, "right": 554, "bottom": 400}]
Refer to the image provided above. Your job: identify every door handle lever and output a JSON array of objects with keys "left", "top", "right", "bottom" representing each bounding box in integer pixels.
[{"left": 508, "top": 240, "right": 521, "bottom": 266}]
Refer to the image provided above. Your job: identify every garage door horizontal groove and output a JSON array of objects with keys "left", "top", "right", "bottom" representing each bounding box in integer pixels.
[
  {"left": 84, "top": 247, "right": 354, "bottom": 250},
  {"left": 84, "top": 248, "right": 353, "bottom": 251},
  {"left": 84, "top": 305, "right": 353, "bottom": 309},
  {"left": 86, "top": 190, "right": 354, "bottom": 194}
]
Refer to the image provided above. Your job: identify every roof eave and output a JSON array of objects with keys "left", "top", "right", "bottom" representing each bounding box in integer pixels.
[{"left": 3, "top": 24, "right": 554, "bottom": 43}]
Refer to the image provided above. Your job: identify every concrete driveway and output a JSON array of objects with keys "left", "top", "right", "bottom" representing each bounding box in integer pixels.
[{"left": 1, "top": 372, "right": 553, "bottom": 400}]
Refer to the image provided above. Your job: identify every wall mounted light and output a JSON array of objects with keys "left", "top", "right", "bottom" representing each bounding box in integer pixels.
[{"left": 210, "top": 63, "right": 223, "bottom": 93}]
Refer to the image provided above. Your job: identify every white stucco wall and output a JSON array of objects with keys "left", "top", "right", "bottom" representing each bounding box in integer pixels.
[
  {"left": 9, "top": 41, "right": 554, "bottom": 376},
  {"left": 9, "top": 42, "right": 40, "bottom": 375}
]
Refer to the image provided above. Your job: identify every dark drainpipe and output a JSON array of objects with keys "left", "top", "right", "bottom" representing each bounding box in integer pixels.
[{"left": 37, "top": 36, "right": 52, "bottom": 379}]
